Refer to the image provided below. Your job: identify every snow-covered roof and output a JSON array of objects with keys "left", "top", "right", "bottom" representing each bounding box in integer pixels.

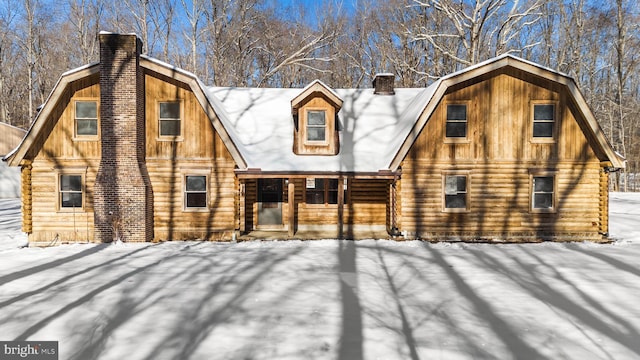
[{"left": 208, "top": 86, "right": 428, "bottom": 173}]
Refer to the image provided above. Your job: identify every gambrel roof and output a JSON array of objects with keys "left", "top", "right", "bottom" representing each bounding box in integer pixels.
[{"left": 4, "top": 54, "right": 625, "bottom": 171}]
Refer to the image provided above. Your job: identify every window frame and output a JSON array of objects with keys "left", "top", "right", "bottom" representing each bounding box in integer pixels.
[
  {"left": 158, "top": 100, "right": 183, "bottom": 141},
  {"left": 530, "top": 171, "right": 557, "bottom": 213},
  {"left": 73, "top": 98, "right": 99, "bottom": 140},
  {"left": 304, "top": 178, "right": 348, "bottom": 206},
  {"left": 531, "top": 101, "right": 558, "bottom": 142},
  {"left": 444, "top": 102, "right": 470, "bottom": 143},
  {"left": 57, "top": 171, "right": 86, "bottom": 212},
  {"left": 183, "top": 174, "right": 209, "bottom": 211},
  {"left": 442, "top": 171, "right": 470, "bottom": 212},
  {"left": 304, "top": 108, "right": 329, "bottom": 146}
]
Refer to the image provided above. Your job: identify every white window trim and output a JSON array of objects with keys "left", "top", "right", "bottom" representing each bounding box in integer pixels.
[
  {"left": 529, "top": 170, "right": 557, "bottom": 213},
  {"left": 56, "top": 167, "right": 88, "bottom": 212},
  {"left": 444, "top": 101, "right": 471, "bottom": 144},
  {"left": 73, "top": 98, "right": 99, "bottom": 141},
  {"left": 304, "top": 108, "right": 330, "bottom": 146},
  {"left": 183, "top": 171, "right": 210, "bottom": 212},
  {"left": 442, "top": 171, "right": 471, "bottom": 213},
  {"left": 530, "top": 100, "right": 559, "bottom": 143},
  {"left": 158, "top": 100, "right": 184, "bottom": 141}
]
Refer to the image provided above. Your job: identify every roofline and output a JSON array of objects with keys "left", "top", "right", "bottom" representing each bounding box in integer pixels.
[
  {"left": 6, "top": 64, "right": 100, "bottom": 166},
  {"left": 235, "top": 169, "right": 399, "bottom": 180},
  {"left": 291, "top": 79, "right": 343, "bottom": 111},
  {"left": 140, "top": 56, "right": 248, "bottom": 169},
  {"left": 388, "top": 55, "right": 625, "bottom": 170}
]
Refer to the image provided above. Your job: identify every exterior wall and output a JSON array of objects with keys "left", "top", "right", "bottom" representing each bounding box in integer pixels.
[
  {"left": 243, "top": 177, "right": 389, "bottom": 235},
  {"left": 293, "top": 96, "right": 339, "bottom": 155},
  {"left": 26, "top": 76, "right": 101, "bottom": 243},
  {"left": 399, "top": 69, "right": 604, "bottom": 241},
  {"left": 144, "top": 72, "right": 237, "bottom": 240},
  {"left": 94, "top": 33, "right": 153, "bottom": 243}
]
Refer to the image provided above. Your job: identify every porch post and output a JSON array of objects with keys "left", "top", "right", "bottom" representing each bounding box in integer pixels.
[
  {"left": 288, "top": 179, "right": 295, "bottom": 237},
  {"left": 338, "top": 176, "right": 344, "bottom": 239},
  {"left": 239, "top": 182, "right": 246, "bottom": 233}
]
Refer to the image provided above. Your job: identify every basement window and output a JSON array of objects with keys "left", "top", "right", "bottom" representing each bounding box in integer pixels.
[
  {"left": 75, "top": 100, "right": 98, "bottom": 137},
  {"left": 159, "top": 101, "right": 181, "bottom": 137},
  {"left": 59, "top": 174, "right": 83, "bottom": 209},
  {"left": 185, "top": 175, "right": 208, "bottom": 209}
]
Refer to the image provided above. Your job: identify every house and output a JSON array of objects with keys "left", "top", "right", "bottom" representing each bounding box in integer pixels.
[
  {"left": 0, "top": 122, "right": 26, "bottom": 198},
  {"left": 3, "top": 33, "right": 624, "bottom": 245}
]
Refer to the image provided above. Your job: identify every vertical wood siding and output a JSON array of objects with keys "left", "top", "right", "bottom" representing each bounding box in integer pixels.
[
  {"left": 144, "top": 73, "right": 237, "bottom": 240},
  {"left": 399, "top": 70, "right": 604, "bottom": 241}
]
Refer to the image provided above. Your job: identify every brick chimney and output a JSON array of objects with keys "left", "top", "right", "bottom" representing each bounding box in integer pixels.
[
  {"left": 373, "top": 73, "right": 395, "bottom": 95},
  {"left": 94, "top": 32, "right": 153, "bottom": 242}
]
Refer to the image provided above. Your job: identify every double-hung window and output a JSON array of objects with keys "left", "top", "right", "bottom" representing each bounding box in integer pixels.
[
  {"left": 532, "top": 104, "right": 555, "bottom": 138},
  {"left": 443, "top": 174, "right": 468, "bottom": 211},
  {"left": 185, "top": 175, "right": 207, "bottom": 209},
  {"left": 159, "top": 101, "right": 181, "bottom": 137},
  {"left": 60, "top": 174, "right": 83, "bottom": 209},
  {"left": 532, "top": 176, "right": 555, "bottom": 210},
  {"left": 75, "top": 100, "right": 98, "bottom": 137},
  {"left": 446, "top": 104, "right": 467, "bottom": 138},
  {"left": 306, "top": 110, "right": 326, "bottom": 142}
]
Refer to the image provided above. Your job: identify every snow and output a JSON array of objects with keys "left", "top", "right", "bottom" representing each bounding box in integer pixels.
[
  {"left": 0, "top": 193, "right": 639, "bottom": 359},
  {"left": 208, "top": 86, "right": 427, "bottom": 173}
]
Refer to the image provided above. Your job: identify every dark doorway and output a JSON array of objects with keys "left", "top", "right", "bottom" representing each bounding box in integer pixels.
[{"left": 257, "top": 179, "right": 283, "bottom": 226}]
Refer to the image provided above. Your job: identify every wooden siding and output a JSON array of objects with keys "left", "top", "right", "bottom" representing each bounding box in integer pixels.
[
  {"left": 26, "top": 74, "right": 101, "bottom": 243},
  {"left": 399, "top": 70, "right": 604, "bottom": 241},
  {"left": 293, "top": 96, "right": 339, "bottom": 155},
  {"left": 243, "top": 178, "right": 389, "bottom": 232},
  {"left": 144, "top": 72, "right": 238, "bottom": 240}
]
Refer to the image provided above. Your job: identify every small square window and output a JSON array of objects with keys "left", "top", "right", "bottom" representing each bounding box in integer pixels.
[
  {"left": 60, "top": 174, "right": 83, "bottom": 208},
  {"left": 444, "top": 175, "right": 467, "bottom": 209},
  {"left": 533, "top": 104, "right": 555, "bottom": 138},
  {"left": 446, "top": 104, "right": 467, "bottom": 138},
  {"left": 75, "top": 101, "right": 98, "bottom": 136},
  {"left": 160, "top": 102, "right": 181, "bottom": 137},
  {"left": 185, "top": 175, "right": 207, "bottom": 208},
  {"left": 532, "top": 176, "right": 554, "bottom": 209},
  {"left": 307, "top": 110, "right": 326, "bottom": 141}
]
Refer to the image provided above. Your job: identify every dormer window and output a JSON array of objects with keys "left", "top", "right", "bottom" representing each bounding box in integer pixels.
[
  {"left": 306, "top": 110, "right": 326, "bottom": 142},
  {"left": 291, "top": 80, "right": 343, "bottom": 155}
]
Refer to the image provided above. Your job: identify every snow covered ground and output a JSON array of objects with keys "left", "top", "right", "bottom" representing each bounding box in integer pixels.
[{"left": 0, "top": 193, "right": 639, "bottom": 360}]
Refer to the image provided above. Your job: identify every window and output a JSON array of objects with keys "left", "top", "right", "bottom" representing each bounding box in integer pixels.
[
  {"left": 305, "top": 178, "right": 346, "bottom": 205},
  {"left": 532, "top": 176, "right": 554, "bottom": 210},
  {"left": 533, "top": 104, "right": 555, "bottom": 138},
  {"left": 60, "top": 174, "right": 83, "bottom": 209},
  {"left": 159, "top": 102, "right": 181, "bottom": 137},
  {"left": 185, "top": 175, "right": 207, "bottom": 209},
  {"left": 444, "top": 175, "right": 467, "bottom": 210},
  {"left": 75, "top": 101, "right": 98, "bottom": 137},
  {"left": 446, "top": 104, "right": 467, "bottom": 138},
  {"left": 306, "top": 110, "right": 326, "bottom": 142}
]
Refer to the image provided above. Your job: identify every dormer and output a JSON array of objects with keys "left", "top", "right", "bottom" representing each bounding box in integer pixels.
[{"left": 291, "top": 80, "right": 343, "bottom": 155}]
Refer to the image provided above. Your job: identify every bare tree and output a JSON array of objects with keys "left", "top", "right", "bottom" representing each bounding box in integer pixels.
[{"left": 412, "top": 0, "right": 543, "bottom": 67}]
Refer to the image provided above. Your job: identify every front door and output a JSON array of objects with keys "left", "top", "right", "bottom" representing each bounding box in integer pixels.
[{"left": 257, "top": 179, "right": 283, "bottom": 226}]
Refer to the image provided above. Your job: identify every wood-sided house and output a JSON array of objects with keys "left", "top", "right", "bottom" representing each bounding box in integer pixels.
[{"left": 3, "top": 33, "right": 624, "bottom": 245}]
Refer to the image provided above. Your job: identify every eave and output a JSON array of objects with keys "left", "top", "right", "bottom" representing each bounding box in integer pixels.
[{"left": 387, "top": 55, "right": 625, "bottom": 171}]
